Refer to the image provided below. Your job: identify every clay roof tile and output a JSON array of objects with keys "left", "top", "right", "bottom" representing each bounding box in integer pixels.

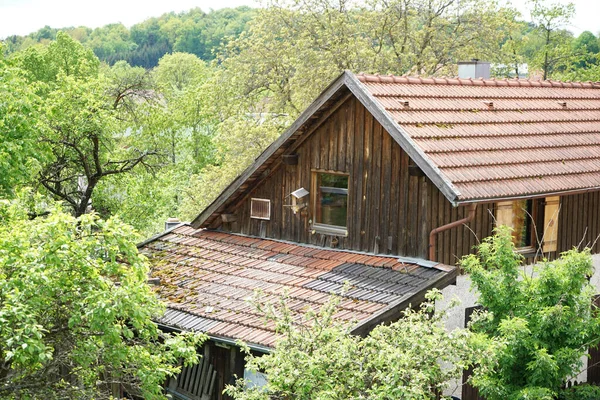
[{"left": 146, "top": 226, "right": 453, "bottom": 347}]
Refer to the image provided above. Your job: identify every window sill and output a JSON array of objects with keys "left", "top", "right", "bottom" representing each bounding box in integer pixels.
[{"left": 312, "top": 223, "right": 348, "bottom": 237}]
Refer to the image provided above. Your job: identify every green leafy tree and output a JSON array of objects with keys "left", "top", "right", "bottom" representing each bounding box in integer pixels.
[
  {"left": 93, "top": 53, "right": 218, "bottom": 236},
  {"left": 152, "top": 52, "right": 215, "bottom": 166},
  {"left": 528, "top": 0, "right": 576, "bottom": 79},
  {"left": 12, "top": 33, "right": 160, "bottom": 217},
  {"left": 0, "top": 197, "right": 205, "bottom": 399},
  {"left": 570, "top": 31, "right": 600, "bottom": 69},
  {"left": 462, "top": 227, "right": 600, "bottom": 400},
  {"left": 0, "top": 54, "right": 48, "bottom": 197},
  {"left": 225, "top": 289, "right": 483, "bottom": 400}
]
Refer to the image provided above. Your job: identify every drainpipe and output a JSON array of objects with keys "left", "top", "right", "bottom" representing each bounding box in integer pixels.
[{"left": 429, "top": 204, "right": 477, "bottom": 261}]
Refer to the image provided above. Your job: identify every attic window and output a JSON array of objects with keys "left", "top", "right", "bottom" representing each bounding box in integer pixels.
[
  {"left": 250, "top": 198, "right": 271, "bottom": 220},
  {"left": 312, "top": 172, "right": 348, "bottom": 235}
]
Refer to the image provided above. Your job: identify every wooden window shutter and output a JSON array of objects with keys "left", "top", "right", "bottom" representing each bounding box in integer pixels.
[
  {"left": 542, "top": 196, "right": 560, "bottom": 253},
  {"left": 496, "top": 201, "right": 514, "bottom": 228},
  {"left": 250, "top": 198, "right": 271, "bottom": 220}
]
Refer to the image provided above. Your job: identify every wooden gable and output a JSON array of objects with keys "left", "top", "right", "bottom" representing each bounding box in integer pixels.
[
  {"left": 218, "top": 94, "right": 495, "bottom": 261},
  {"left": 192, "top": 71, "right": 600, "bottom": 264}
]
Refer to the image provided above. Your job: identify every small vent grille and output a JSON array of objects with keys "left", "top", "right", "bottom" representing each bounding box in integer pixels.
[{"left": 250, "top": 198, "right": 271, "bottom": 220}]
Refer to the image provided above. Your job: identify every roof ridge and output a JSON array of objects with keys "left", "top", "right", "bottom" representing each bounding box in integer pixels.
[{"left": 356, "top": 73, "right": 600, "bottom": 89}]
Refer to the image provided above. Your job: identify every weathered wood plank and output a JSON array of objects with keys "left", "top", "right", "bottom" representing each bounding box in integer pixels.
[
  {"left": 353, "top": 98, "right": 365, "bottom": 250},
  {"left": 370, "top": 120, "right": 382, "bottom": 253},
  {"left": 362, "top": 107, "right": 373, "bottom": 251},
  {"left": 380, "top": 130, "right": 392, "bottom": 253}
]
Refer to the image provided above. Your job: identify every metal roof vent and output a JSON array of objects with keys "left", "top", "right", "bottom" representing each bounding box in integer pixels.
[{"left": 458, "top": 59, "right": 491, "bottom": 79}]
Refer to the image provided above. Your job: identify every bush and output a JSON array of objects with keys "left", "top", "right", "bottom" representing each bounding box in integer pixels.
[{"left": 557, "top": 384, "right": 600, "bottom": 400}]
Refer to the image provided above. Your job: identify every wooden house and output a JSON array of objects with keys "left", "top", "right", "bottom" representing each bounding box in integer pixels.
[
  {"left": 192, "top": 71, "right": 600, "bottom": 265},
  {"left": 141, "top": 70, "right": 600, "bottom": 399}
]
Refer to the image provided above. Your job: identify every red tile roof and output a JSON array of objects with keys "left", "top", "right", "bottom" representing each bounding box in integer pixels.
[
  {"left": 356, "top": 73, "right": 600, "bottom": 202},
  {"left": 141, "top": 225, "right": 455, "bottom": 348},
  {"left": 192, "top": 71, "right": 600, "bottom": 228}
]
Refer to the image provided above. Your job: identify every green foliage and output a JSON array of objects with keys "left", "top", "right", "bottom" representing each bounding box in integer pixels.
[
  {"left": 218, "top": 0, "right": 515, "bottom": 116},
  {"left": 225, "top": 289, "right": 482, "bottom": 400},
  {"left": 0, "top": 60, "right": 48, "bottom": 196},
  {"left": 2, "top": 7, "right": 255, "bottom": 68},
  {"left": 557, "top": 384, "right": 600, "bottom": 400},
  {"left": 8, "top": 33, "right": 163, "bottom": 218},
  {"left": 461, "top": 226, "right": 600, "bottom": 400},
  {"left": 527, "top": 0, "right": 577, "bottom": 79},
  {"left": 15, "top": 31, "right": 99, "bottom": 84},
  {"left": 0, "top": 197, "right": 205, "bottom": 399}
]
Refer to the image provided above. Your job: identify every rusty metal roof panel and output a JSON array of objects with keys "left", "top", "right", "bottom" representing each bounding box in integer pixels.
[{"left": 143, "top": 225, "right": 454, "bottom": 348}]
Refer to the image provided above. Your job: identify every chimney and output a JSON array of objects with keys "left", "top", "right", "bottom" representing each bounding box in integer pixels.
[
  {"left": 458, "top": 59, "right": 491, "bottom": 79},
  {"left": 165, "top": 217, "right": 181, "bottom": 231}
]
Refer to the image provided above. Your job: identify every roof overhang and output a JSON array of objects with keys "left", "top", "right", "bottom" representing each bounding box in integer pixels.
[{"left": 455, "top": 185, "right": 600, "bottom": 206}]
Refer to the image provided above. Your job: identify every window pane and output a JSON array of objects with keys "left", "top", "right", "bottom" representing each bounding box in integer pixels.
[
  {"left": 513, "top": 199, "right": 533, "bottom": 248},
  {"left": 316, "top": 173, "right": 348, "bottom": 227}
]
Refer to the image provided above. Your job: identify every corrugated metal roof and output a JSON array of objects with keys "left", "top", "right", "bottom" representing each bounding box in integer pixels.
[
  {"left": 357, "top": 73, "right": 600, "bottom": 201},
  {"left": 142, "top": 225, "right": 454, "bottom": 348}
]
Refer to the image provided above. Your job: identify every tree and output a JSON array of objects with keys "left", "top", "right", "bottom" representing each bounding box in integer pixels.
[
  {"left": 0, "top": 197, "right": 205, "bottom": 399},
  {"left": 13, "top": 33, "right": 160, "bottom": 217},
  {"left": 571, "top": 31, "right": 600, "bottom": 69},
  {"left": 225, "top": 289, "right": 481, "bottom": 400},
  {"left": 462, "top": 227, "right": 600, "bottom": 400},
  {"left": 92, "top": 53, "right": 218, "bottom": 236},
  {"left": 0, "top": 54, "right": 48, "bottom": 197},
  {"left": 152, "top": 52, "right": 215, "bottom": 166},
  {"left": 528, "top": 0, "right": 576, "bottom": 80}
]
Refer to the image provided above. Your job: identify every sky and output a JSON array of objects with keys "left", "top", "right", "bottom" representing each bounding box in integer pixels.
[
  {"left": 0, "top": 0, "right": 599, "bottom": 40},
  {"left": 0, "top": 0, "right": 256, "bottom": 39}
]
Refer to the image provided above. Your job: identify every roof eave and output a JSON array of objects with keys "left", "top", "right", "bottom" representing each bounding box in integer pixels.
[
  {"left": 156, "top": 321, "right": 272, "bottom": 353},
  {"left": 455, "top": 185, "right": 600, "bottom": 205}
]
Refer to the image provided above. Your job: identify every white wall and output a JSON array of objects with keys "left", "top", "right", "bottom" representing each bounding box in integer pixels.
[{"left": 438, "top": 255, "right": 600, "bottom": 396}]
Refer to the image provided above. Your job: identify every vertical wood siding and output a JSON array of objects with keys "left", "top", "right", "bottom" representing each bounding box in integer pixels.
[
  {"left": 225, "top": 95, "right": 599, "bottom": 264},
  {"left": 557, "top": 191, "right": 600, "bottom": 255}
]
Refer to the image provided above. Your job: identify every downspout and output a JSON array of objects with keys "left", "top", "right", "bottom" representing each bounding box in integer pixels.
[{"left": 429, "top": 204, "right": 477, "bottom": 261}]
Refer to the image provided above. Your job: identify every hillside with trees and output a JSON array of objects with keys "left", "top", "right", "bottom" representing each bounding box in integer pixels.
[{"left": 2, "top": 7, "right": 256, "bottom": 68}]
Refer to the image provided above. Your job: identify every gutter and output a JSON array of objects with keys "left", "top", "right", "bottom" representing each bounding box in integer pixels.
[
  {"left": 429, "top": 204, "right": 477, "bottom": 262},
  {"left": 456, "top": 185, "right": 600, "bottom": 206}
]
